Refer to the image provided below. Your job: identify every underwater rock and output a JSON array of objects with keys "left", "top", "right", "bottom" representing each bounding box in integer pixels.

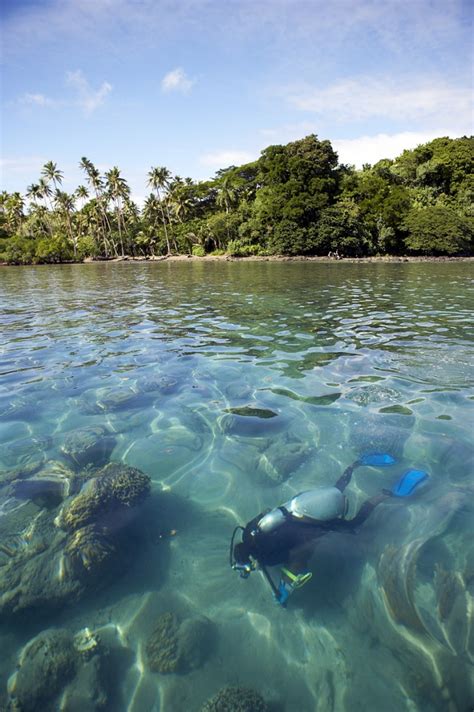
[
  {"left": 256, "top": 434, "right": 312, "bottom": 485},
  {"left": 145, "top": 612, "right": 214, "bottom": 674},
  {"left": 2, "top": 435, "right": 52, "bottom": 469},
  {"left": 200, "top": 686, "right": 269, "bottom": 712},
  {"left": 63, "top": 525, "right": 116, "bottom": 579},
  {"left": 61, "top": 425, "right": 116, "bottom": 468},
  {"left": 7, "top": 628, "right": 77, "bottom": 712},
  {"left": 350, "top": 412, "right": 412, "bottom": 460},
  {"left": 136, "top": 375, "right": 179, "bottom": 395},
  {"left": 377, "top": 543, "right": 427, "bottom": 635},
  {"left": 219, "top": 411, "right": 285, "bottom": 437},
  {"left": 58, "top": 462, "right": 151, "bottom": 532},
  {"left": 224, "top": 406, "right": 278, "bottom": 419},
  {"left": 9, "top": 460, "right": 81, "bottom": 504},
  {"left": 0, "top": 457, "right": 44, "bottom": 488},
  {"left": 0, "top": 397, "right": 38, "bottom": 422},
  {"left": 60, "top": 654, "right": 108, "bottom": 712}
]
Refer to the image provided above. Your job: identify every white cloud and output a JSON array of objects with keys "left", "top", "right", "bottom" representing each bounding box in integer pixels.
[
  {"left": 66, "top": 70, "right": 112, "bottom": 115},
  {"left": 285, "top": 76, "right": 472, "bottom": 127},
  {"left": 161, "top": 68, "right": 195, "bottom": 93},
  {"left": 333, "top": 130, "right": 464, "bottom": 167},
  {"left": 17, "top": 71, "right": 112, "bottom": 116},
  {"left": 200, "top": 150, "right": 257, "bottom": 168}
]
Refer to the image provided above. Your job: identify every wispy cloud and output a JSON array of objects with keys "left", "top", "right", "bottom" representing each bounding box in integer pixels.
[
  {"left": 20, "top": 93, "right": 62, "bottom": 109},
  {"left": 161, "top": 68, "right": 195, "bottom": 93},
  {"left": 17, "top": 70, "right": 112, "bottom": 116},
  {"left": 284, "top": 76, "right": 472, "bottom": 127},
  {"left": 66, "top": 70, "right": 112, "bottom": 115},
  {"left": 200, "top": 150, "right": 257, "bottom": 168}
]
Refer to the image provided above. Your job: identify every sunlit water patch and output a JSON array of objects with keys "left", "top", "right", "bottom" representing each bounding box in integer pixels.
[{"left": 0, "top": 261, "right": 473, "bottom": 711}]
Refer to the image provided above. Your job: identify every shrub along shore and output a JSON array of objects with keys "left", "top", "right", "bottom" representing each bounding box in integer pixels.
[{"left": 1, "top": 134, "right": 472, "bottom": 265}]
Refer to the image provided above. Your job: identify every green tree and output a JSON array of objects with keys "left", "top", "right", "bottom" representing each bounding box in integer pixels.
[{"left": 404, "top": 205, "right": 473, "bottom": 255}]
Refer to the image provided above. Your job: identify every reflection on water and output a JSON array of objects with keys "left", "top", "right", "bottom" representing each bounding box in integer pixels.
[{"left": 0, "top": 261, "right": 473, "bottom": 711}]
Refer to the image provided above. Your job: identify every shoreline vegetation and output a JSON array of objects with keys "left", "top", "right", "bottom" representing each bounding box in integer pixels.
[{"left": 1, "top": 134, "right": 472, "bottom": 265}]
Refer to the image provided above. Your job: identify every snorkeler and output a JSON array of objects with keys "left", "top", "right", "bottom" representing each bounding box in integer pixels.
[{"left": 230, "top": 454, "right": 429, "bottom": 607}]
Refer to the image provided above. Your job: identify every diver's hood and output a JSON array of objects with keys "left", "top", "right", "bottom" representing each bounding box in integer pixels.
[{"left": 284, "top": 487, "right": 347, "bottom": 521}]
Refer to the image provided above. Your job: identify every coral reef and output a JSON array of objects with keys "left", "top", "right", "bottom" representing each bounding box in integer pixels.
[
  {"left": 200, "top": 686, "right": 269, "bottom": 712},
  {"left": 145, "top": 612, "right": 214, "bottom": 674},
  {"left": 145, "top": 612, "right": 180, "bottom": 673},
  {"left": 61, "top": 426, "right": 116, "bottom": 468},
  {"left": 7, "top": 625, "right": 120, "bottom": 712},
  {"left": 58, "top": 462, "right": 151, "bottom": 532},
  {"left": 7, "top": 629, "right": 77, "bottom": 712}
]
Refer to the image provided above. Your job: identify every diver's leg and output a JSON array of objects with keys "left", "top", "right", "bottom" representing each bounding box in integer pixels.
[
  {"left": 342, "top": 491, "right": 389, "bottom": 530},
  {"left": 335, "top": 453, "right": 396, "bottom": 492},
  {"left": 276, "top": 541, "right": 314, "bottom": 607}
]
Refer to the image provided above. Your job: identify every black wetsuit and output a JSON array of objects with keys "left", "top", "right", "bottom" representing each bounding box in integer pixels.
[{"left": 238, "top": 490, "right": 386, "bottom": 568}]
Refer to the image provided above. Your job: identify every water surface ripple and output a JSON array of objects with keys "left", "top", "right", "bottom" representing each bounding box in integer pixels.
[{"left": 0, "top": 262, "right": 473, "bottom": 712}]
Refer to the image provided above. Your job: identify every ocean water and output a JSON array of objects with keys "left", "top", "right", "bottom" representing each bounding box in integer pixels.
[{"left": 0, "top": 261, "right": 473, "bottom": 712}]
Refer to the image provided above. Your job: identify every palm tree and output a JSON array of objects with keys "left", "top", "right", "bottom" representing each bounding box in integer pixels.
[
  {"left": 74, "top": 185, "right": 89, "bottom": 244},
  {"left": 26, "top": 183, "right": 42, "bottom": 207},
  {"left": 37, "top": 178, "right": 54, "bottom": 234},
  {"left": 42, "top": 161, "right": 63, "bottom": 191},
  {"left": 216, "top": 174, "right": 238, "bottom": 243},
  {"left": 79, "top": 157, "right": 111, "bottom": 257},
  {"left": 105, "top": 167, "right": 130, "bottom": 257},
  {"left": 147, "top": 166, "right": 173, "bottom": 255},
  {"left": 54, "top": 189, "right": 77, "bottom": 257}
]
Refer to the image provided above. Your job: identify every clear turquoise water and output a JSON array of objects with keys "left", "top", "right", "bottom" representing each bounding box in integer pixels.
[{"left": 0, "top": 261, "right": 473, "bottom": 711}]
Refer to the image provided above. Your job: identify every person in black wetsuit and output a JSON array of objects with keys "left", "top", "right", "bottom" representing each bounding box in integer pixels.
[{"left": 230, "top": 453, "right": 429, "bottom": 606}]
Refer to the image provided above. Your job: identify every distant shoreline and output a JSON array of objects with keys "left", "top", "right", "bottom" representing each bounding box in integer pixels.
[
  {"left": 89, "top": 254, "right": 474, "bottom": 263},
  {"left": 2, "top": 254, "right": 473, "bottom": 267}
]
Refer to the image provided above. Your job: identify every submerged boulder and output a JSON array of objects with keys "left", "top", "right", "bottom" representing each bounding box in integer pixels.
[
  {"left": 57, "top": 462, "right": 151, "bottom": 532},
  {"left": 7, "top": 628, "right": 77, "bottom": 712},
  {"left": 145, "top": 611, "right": 214, "bottom": 674},
  {"left": 256, "top": 434, "right": 313, "bottom": 485},
  {"left": 61, "top": 426, "right": 116, "bottom": 469},
  {"left": 2, "top": 436, "right": 51, "bottom": 469},
  {"left": 9, "top": 460, "right": 81, "bottom": 504},
  {"left": 7, "top": 626, "right": 119, "bottom": 712},
  {"left": 200, "top": 686, "right": 269, "bottom": 712},
  {"left": 63, "top": 525, "right": 116, "bottom": 579}
]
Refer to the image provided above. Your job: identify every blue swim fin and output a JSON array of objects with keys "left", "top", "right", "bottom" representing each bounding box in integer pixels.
[
  {"left": 392, "top": 469, "right": 429, "bottom": 497},
  {"left": 360, "top": 453, "right": 396, "bottom": 467}
]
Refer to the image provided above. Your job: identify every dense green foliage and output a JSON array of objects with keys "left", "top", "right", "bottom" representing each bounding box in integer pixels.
[{"left": 1, "top": 135, "right": 472, "bottom": 263}]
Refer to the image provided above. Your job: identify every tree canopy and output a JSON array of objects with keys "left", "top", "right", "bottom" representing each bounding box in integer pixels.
[{"left": 1, "top": 135, "right": 472, "bottom": 264}]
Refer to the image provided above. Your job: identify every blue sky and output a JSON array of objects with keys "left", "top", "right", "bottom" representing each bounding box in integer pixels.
[{"left": 1, "top": 0, "right": 473, "bottom": 202}]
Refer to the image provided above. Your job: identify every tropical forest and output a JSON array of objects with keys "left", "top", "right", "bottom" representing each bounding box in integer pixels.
[{"left": 1, "top": 134, "right": 473, "bottom": 264}]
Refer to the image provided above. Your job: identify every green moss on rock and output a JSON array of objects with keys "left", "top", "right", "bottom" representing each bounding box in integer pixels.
[
  {"left": 58, "top": 463, "right": 151, "bottom": 531},
  {"left": 64, "top": 525, "right": 115, "bottom": 578},
  {"left": 145, "top": 612, "right": 214, "bottom": 674}
]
